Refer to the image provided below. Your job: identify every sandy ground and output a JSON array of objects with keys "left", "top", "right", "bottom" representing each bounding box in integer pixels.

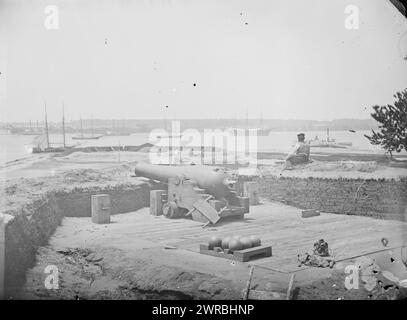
[
  {"left": 2, "top": 149, "right": 407, "bottom": 300},
  {"left": 0, "top": 151, "right": 149, "bottom": 181},
  {"left": 1, "top": 149, "right": 406, "bottom": 182},
  {"left": 0, "top": 163, "right": 144, "bottom": 215},
  {"left": 257, "top": 159, "right": 407, "bottom": 180},
  {"left": 18, "top": 202, "right": 407, "bottom": 300}
]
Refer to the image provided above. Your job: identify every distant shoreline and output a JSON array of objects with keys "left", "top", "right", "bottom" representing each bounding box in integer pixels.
[{"left": 0, "top": 118, "right": 380, "bottom": 135}]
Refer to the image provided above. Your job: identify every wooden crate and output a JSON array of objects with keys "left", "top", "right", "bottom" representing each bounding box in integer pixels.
[
  {"left": 91, "top": 194, "right": 111, "bottom": 224},
  {"left": 199, "top": 244, "right": 272, "bottom": 262}
]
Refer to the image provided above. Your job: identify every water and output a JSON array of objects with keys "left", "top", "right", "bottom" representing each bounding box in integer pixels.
[
  {"left": 0, "top": 134, "right": 39, "bottom": 164},
  {"left": 257, "top": 130, "right": 380, "bottom": 152},
  {"left": 0, "top": 130, "right": 387, "bottom": 166}
]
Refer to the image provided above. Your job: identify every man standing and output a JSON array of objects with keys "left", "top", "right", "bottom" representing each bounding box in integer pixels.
[{"left": 284, "top": 133, "right": 310, "bottom": 169}]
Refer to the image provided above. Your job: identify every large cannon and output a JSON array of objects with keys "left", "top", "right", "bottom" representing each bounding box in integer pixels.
[{"left": 134, "top": 162, "right": 249, "bottom": 223}]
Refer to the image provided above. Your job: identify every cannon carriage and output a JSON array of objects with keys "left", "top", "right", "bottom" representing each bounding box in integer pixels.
[{"left": 134, "top": 162, "right": 250, "bottom": 225}]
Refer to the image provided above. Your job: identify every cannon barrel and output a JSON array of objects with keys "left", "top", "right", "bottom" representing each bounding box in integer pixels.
[{"left": 134, "top": 162, "right": 235, "bottom": 199}]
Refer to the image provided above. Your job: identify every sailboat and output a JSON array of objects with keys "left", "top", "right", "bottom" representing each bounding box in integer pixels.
[
  {"left": 31, "top": 102, "right": 68, "bottom": 153},
  {"left": 255, "top": 113, "right": 272, "bottom": 136},
  {"left": 31, "top": 103, "right": 50, "bottom": 153},
  {"left": 226, "top": 110, "right": 272, "bottom": 136},
  {"left": 30, "top": 103, "right": 76, "bottom": 153},
  {"left": 31, "top": 133, "right": 48, "bottom": 153},
  {"left": 72, "top": 116, "right": 102, "bottom": 140}
]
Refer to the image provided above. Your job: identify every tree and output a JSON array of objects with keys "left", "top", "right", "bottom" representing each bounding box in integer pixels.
[{"left": 365, "top": 89, "right": 407, "bottom": 159}]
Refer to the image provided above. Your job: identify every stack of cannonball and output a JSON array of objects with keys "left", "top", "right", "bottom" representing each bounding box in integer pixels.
[{"left": 208, "top": 235, "right": 261, "bottom": 252}]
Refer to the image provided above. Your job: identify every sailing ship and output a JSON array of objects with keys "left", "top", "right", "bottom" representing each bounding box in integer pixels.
[
  {"left": 308, "top": 128, "right": 353, "bottom": 148},
  {"left": 0, "top": 128, "right": 11, "bottom": 135},
  {"left": 225, "top": 111, "right": 272, "bottom": 136},
  {"left": 253, "top": 112, "right": 272, "bottom": 136},
  {"left": 31, "top": 103, "right": 73, "bottom": 153},
  {"left": 225, "top": 125, "right": 272, "bottom": 136},
  {"left": 72, "top": 116, "right": 102, "bottom": 140}
]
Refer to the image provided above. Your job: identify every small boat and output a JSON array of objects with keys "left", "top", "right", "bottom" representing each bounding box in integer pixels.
[
  {"left": 308, "top": 129, "right": 352, "bottom": 148},
  {"left": 225, "top": 127, "right": 271, "bottom": 136},
  {"left": 337, "top": 141, "right": 353, "bottom": 147},
  {"left": 253, "top": 128, "right": 272, "bottom": 136},
  {"left": 226, "top": 111, "right": 272, "bottom": 136},
  {"left": 72, "top": 135, "right": 102, "bottom": 140},
  {"left": 0, "top": 128, "right": 11, "bottom": 135},
  {"left": 104, "top": 131, "right": 131, "bottom": 136},
  {"left": 308, "top": 139, "right": 348, "bottom": 148}
]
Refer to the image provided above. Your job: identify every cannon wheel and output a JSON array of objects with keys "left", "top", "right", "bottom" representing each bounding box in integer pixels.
[{"left": 163, "top": 201, "right": 181, "bottom": 219}]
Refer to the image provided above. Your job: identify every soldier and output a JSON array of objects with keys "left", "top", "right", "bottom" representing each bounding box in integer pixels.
[{"left": 284, "top": 133, "right": 310, "bottom": 170}]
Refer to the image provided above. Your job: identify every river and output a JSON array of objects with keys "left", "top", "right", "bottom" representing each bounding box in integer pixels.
[{"left": 0, "top": 130, "right": 388, "bottom": 166}]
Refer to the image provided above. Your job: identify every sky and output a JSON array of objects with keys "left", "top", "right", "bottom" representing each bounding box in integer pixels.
[{"left": 0, "top": 0, "right": 406, "bottom": 122}]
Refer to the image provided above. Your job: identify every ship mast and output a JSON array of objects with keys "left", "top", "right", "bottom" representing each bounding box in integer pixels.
[
  {"left": 245, "top": 108, "right": 249, "bottom": 129},
  {"left": 91, "top": 115, "right": 94, "bottom": 138},
  {"left": 80, "top": 115, "right": 84, "bottom": 138},
  {"left": 44, "top": 102, "right": 50, "bottom": 149},
  {"left": 62, "top": 103, "right": 66, "bottom": 148}
]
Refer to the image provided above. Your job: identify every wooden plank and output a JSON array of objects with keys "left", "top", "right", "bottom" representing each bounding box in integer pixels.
[
  {"left": 286, "top": 274, "right": 296, "bottom": 300},
  {"left": 191, "top": 210, "right": 209, "bottom": 223},
  {"left": 199, "top": 244, "right": 232, "bottom": 258},
  {"left": 234, "top": 246, "right": 272, "bottom": 262},
  {"left": 301, "top": 209, "right": 320, "bottom": 218},
  {"left": 193, "top": 200, "right": 221, "bottom": 224},
  {"left": 242, "top": 266, "right": 254, "bottom": 300},
  {"left": 104, "top": 203, "right": 407, "bottom": 275},
  {"left": 219, "top": 206, "right": 247, "bottom": 218},
  {"left": 199, "top": 244, "right": 272, "bottom": 262},
  {"left": 248, "top": 290, "right": 282, "bottom": 300}
]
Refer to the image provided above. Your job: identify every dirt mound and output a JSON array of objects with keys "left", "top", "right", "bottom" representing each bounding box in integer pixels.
[
  {"left": 1, "top": 165, "right": 140, "bottom": 215},
  {"left": 258, "top": 160, "right": 407, "bottom": 180},
  {"left": 305, "top": 161, "right": 378, "bottom": 173},
  {"left": 21, "top": 246, "right": 241, "bottom": 300},
  {"left": 62, "top": 169, "right": 115, "bottom": 184}
]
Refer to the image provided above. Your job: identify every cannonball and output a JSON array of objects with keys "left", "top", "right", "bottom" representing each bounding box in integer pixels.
[
  {"left": 249, "top": 235, "right": 261, "bottom": 247},
  {"left": 208, "top": 236, "right": 222, "bottom": 249},
  {"left": 240, "top": 237, "right": 253, "bottom": 249},
  {"left": 228, "top": 239, "right": 243, "bottom": 252},
  {"left": 221, "top": 237, "right": 231, "bottom": 249}
]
